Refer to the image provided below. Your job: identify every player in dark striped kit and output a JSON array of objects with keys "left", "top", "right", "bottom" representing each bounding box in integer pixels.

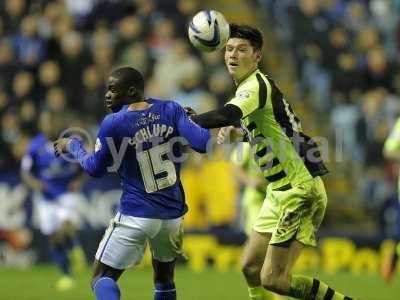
[{"left": 190, "top": 24, "right": 354, "bottom": 300}]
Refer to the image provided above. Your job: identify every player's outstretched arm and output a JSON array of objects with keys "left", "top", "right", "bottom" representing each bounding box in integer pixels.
[
  {"left": 20, "top": 147, "right": 46, "bottom": 193},
  {"left": 190, "top": 104, "right": 243, "bottom": 129},
  {"left": 192, "top": 80, "right": 261, "bottom": 129},
  {"left": 176, "top": 105, "right": 211, "bottom": 153},
  {"left": 20, "top": 158, "right": 46, "bottom": 193},
  {"left": 54, "top": 115, "right": 115, "bottom": 177}
]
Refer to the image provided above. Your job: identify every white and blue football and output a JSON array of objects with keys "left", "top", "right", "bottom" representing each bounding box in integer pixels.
[{"left": 188, "top": 10, "right": 230, "bottom": 52}]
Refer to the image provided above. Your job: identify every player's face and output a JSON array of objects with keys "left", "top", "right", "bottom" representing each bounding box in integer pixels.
[
  {"left": 105, "top": 76, "right": 127, "bottom": 112},
  {"left": 224, "top": 38, "right": 261, "bottom": 83}
]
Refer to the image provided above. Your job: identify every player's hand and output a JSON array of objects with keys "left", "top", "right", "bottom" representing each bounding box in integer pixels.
[
  {"left": 184, "top": 106, "right": 197, "bottom": 116},
  {"left": 217, "top": 126, "right": 232, "bottom": 144},
  {"left": 53, "top": 138, "right": 70, "bottom": 157},
  {"left": 217, "top": 126, "right": 244, "bottom": 144}
]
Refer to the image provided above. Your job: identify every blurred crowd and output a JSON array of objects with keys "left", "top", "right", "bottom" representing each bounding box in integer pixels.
[
  {"left": 1, "top": 0, "right": 400, "bottom": 237},
  {"left": 0, "top": 0, "right": 239, "bottom": 234},
  {"left": 0, "top": 0, "right": 232, "bottom": 170}
]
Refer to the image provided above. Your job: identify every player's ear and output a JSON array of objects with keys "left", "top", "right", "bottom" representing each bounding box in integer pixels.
[
  {"left": 128, "top": 86, "right": 137, "bottom": 97},
  {"left": 254, "top": 49, "right": 262, "bottom": 62}
]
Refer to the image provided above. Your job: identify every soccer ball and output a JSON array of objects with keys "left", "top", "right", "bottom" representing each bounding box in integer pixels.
[{"left": 188, "top": 10, "right": 230, "bottom": 52}]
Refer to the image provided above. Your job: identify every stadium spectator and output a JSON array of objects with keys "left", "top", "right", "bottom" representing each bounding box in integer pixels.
[
  {"left": 12, "top": 71, "right": 35, "bottom": 105},
  {"left": 38, "top": 60, "right": 61, "bottom": 97},
  {"left": 12, "top": 15, "right": 45, "bottom": 68},
  {"left": 0, "top": 41, "right": 17, "bottom": 94}
]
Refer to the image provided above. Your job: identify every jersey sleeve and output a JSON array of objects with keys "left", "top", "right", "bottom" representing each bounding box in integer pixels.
[
  {"left": 173, "top": 102, "right": 211, "bottom": 153},
  {"left": 384, "top": 119, "right": 400, "bottom": 152},
  {"left": 226, "top": 80, "right": 260, "bottom": 118},
  {"left": 67, "top": 114, "right": 116, "bottom": 177}
]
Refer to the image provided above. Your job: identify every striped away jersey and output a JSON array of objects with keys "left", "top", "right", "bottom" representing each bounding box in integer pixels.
[{"left": 226, "top": 69, "right": 328, "bottom": 190}]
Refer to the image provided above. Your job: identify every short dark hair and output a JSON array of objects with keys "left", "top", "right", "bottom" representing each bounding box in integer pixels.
[
  {"left": 229, "top": 24, "right": 263, "bottom": 50},
  {"left": 111, "top": 67, "right": 145, "bottom": 93}
]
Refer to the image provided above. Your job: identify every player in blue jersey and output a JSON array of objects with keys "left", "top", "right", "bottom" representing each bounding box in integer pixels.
[
  {"left": 54, "top": 67, "right": 210, "bottom": 300},
  {"left": 21, "top": 111, "right": 86, "bottom": 291}
]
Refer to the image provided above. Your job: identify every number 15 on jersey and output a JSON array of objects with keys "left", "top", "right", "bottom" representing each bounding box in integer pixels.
[{"left": 137, "top": 143, "right": 177, "bottom": 193}]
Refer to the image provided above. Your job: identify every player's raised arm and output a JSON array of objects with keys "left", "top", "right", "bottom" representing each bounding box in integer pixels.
[
  {"left": 20, "top": 151, "right": 46, "bottom": 193},
  {"left": 190, "top": 104, "right": 243, "bottom": 129},
  {"left": 175, "top": 103, "right": 211, "bottom": 153},
  {"left": 190, "top": 72, "right": 264, "bottom": 130},
  {"left": 54, "top": 114, "right": 116, "bottom": 177}
]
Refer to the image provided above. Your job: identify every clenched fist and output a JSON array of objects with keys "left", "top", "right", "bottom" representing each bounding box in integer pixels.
[
  {"left": 53, "top": 138, "right": 70, "bottom": 157},
  {"left": 217, "top": 126, "right": 245, "bottom": 144}
]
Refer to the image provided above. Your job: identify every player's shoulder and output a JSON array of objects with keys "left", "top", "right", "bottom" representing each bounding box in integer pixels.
[
  {"left": 150, "top": 98, "right": 183, "bottom": 113},
  {"left": 234, "top": 74, "right": 260, "bottom": 102},
  {"left": 237, "top": 71, "right": 274, "bottom": 99},
  {"left": 102, "top": 110, "right": 119, "bottom": 125},
  {"left": 27, "top": 133, "right": 47, "bottom": 152},
  {"left": 151, "top": 98, "right": 180, "bottom": 107},
  {"left": 394, "top": 117, "right": 400, "bottom": 130},
  {"left": 93, "top": 112, "right": 118, "bottom": 138},
  {"left": 236, "top": 70, "right": 262, "bottom": 92}
]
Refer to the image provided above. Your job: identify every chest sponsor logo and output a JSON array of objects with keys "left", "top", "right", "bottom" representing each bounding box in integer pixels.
[
  {"left": 237, "top": 91, "right": 251, "bottom": 99},
  {"left": 135, "top": 113, "right": 161, "bottom": 127}
]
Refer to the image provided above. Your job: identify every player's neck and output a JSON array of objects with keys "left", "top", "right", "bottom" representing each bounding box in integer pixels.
[
  {"left": 234, "top": 67, "right": 258, "bottom": 86},
  {"left": 128, "top": 100, "right": 151, "bottom": 111}
]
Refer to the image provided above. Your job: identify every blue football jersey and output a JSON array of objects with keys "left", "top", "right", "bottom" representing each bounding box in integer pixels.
[
  {"left": 22, "top": 134, "right": 80, "bottom": 201},
  {"left": 67, "top": 99, "right": 210, "bottom": 219}
]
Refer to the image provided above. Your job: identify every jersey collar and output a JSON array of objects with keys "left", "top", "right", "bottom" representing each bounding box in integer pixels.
[{"left": 236, "top": 68, "right": 259, "bottom": 88}]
